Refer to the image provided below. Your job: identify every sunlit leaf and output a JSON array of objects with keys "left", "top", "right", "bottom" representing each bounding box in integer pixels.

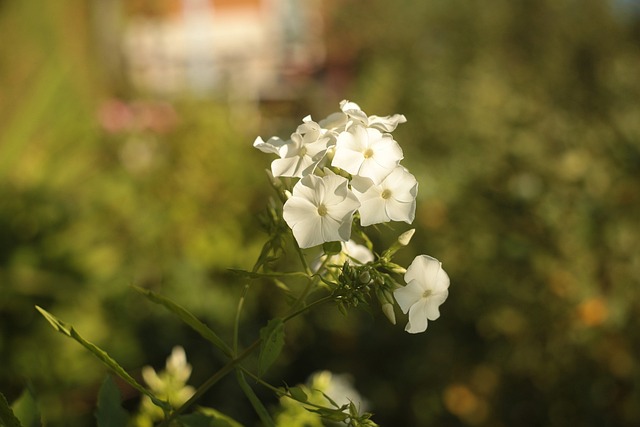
[{"left": 34, "top": 306, "right": 169, "bottom": 411}]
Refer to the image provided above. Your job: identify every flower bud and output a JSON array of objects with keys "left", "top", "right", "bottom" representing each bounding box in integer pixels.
[
  {"left": 358, "top": 270, "right": 371, "bottom": 284},
  {"left": 381, "top": 303, "right": 396, "bottom": 325},
  {"left": 397, "top": 228, "right": 416, "bottom": 246}
]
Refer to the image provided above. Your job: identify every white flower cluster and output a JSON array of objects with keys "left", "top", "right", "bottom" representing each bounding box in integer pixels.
[{"left": 254, "top": 100, "right": 418, "bottom": 249}]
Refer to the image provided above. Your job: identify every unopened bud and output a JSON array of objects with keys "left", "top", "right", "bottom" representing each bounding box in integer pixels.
[
  {"left": 382, "top": 303, "right": 396, "bottom": 325},
  {"left": 358, "top": 270, "right": 371, "bottom": 284},
  {"left": 397, "top": 229, "right": 416, "bottom": 246}
]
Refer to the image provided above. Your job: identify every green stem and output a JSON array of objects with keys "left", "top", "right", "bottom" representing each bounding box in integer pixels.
[
  {"left": 284, "top": 295, "right": 334, "bottom": 323},
  {"left": 159, "top": 340, "right": 260, "bottom": 426}
]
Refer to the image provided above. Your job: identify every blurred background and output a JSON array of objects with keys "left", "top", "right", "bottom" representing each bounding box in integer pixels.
[{"left": 1, "top": 0, "right": 640, "bottom": 425}]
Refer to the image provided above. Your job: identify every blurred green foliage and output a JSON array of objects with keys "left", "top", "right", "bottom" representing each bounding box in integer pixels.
[{"left": 1, "top": 0, "right": 640, "bottom": 426}]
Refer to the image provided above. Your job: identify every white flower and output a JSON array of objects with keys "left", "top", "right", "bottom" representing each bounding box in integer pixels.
[
  {"left": 141, "top": 346, "right": 195, "bottom": 413},
  {"left": 271, "top": 127, "right": 330, "bottom": 178},
  {"left": 317, "top": 100, "right": 407, "bottom": 135},
  {"left": 283, "top": 170, "right": 360, "bottom": 248},
  {"left": 351, "top": 166, "right": 418, "bottom": 226},
  {"left": 339, "top": 99, "right": 407, "bottom": 132},
  {"left": 394, "top": 255, "right": 450, "bottom": 334},
  {"left": 308, "top": 370, "right": 368, "bottom": 411},
  {"left": 332, "top": 125, "right": 403, "bottom": 184}
]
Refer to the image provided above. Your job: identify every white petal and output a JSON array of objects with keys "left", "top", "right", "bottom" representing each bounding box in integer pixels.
[
  {"left": 271, "top": 157, "right": 302, "bottom": 177},
  {"left": 406, "top": 298, "right": 430, "bottom": 333},
  {"left": 425, "top": 290, "right": 449, "bottom": 320},
  {"left": 320, "top": 172, "right": 350, "bottom": 205},
  {"left": 367, "top": 114, "right": 407, "bottom": 132},
  {"left": 383, "top": 167, "right": 418, "bottom": 202},
  {"left": 283, "top": 196, "right": 318, "bottom": 227},
  {"left": 254, "top": 136, "right": 285, "bottom": 154},
  {"left": 332, "top": 147, "right": 364, "bottom": 176},
  {"left": 358, "top": 158, "right": 395, "bottom": 184},
  {"left": 320, "top": 214, "right": 346, "bottom": 243},
  {"left": 358, "top": 196, "right": 390, "bottom": 226},
  {"left": 393, "top": 280, "right": 424, "bottom": 313},
  {"left": 404, "top": 255, "right": 449, "bottom": 293},
  {"left": 293, "top": 174, "right": 321, "bottom": 204},
  {"left": 326, "top": 190, "right": 360, "bottom": 222},
  {"left": 342, "top": 240, "right": 374, "bottom": 264},
  {"left": 385, "top": 198, "right": 415, "bottom": 224},
  {"left": 319, "top": 111, "right": 348, "bottom": 130},
  {"left": 292, "top": 216, "right": 325, "bottom": 248}
]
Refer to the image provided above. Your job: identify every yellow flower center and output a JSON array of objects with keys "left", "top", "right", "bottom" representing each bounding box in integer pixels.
[
  {"left": 423, "top": 289, "right": 433, "bottom": 298},
  {"left": 381, "top": 189, "right": 392, "bottom": 199},
  {"left": 317, "top": 204, "right": 328, "bottom": 216},
  {"left": 363, "top": 148, "right": 374, "bottom": 158}
]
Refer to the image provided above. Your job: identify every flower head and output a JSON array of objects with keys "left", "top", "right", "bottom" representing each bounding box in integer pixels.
[
  {"left": 393, "top": 255, "right": 449, "bottom": 333},
  {"left": 351, "top": 166, "right": 418, "bottom": 226},
  {"left": 283, "top": 170, "right": 360, "bottom": 248},
  {"left": 332, "top": 125, "right": 403, "bottom": 184}
]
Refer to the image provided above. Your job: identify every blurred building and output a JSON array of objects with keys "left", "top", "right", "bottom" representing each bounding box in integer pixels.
[{"left": 118, "top": 0, "right": 325, "bottom": 100}]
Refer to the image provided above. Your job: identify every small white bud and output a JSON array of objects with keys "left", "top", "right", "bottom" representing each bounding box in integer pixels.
[
  {"left": 382, "top": 303, "right": 396, "bottom": 325},
  {"left": 397, "top": 229, "right": 416, "bottom": 246}
]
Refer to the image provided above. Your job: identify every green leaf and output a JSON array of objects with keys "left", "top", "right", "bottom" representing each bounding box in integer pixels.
[
  {"left": 287, "top": 386, "right": 308, "bottom": 403},
  {"left": 236, "top": 371, "right": 275, "bottom": 427},
  {"left": 258, "top": 318, "right": 285, "bottom": 376},
  {"left": 95, "top": 376, "right": 130, "bottom": 427},
  {"left": 0, "top": 392, "right": 23, "bottom": 427},
  {"left": 34, "top": 306, "right": 169, "bottom": 411},
  {"left": 9, "top": 388, "right": 39, "bottom": 427},
  {"left": 178, "top": 408, "right": 244, "bottom": 427},
  {"left": 133, "top": 287, "right": 233, "bottom": 357}
]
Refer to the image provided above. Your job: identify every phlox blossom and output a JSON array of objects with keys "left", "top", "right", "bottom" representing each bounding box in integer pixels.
[
  {"left": 394, "top": 255, "right": 449, "bottom": 334},
  {"left": 273, "top": 132, "right": 330, "bottom": 179},
  {"left": 318, "top": 100, "right": 407, "bottom": 134},
  {"left": 332, "top": 125, "right": 403, "bottom": 184},
  {"left": 351, "top": 166, "right": 418, "bottom": 226},
  {"left": 283, "top": 170, "right": 360, "bottom": 248}
]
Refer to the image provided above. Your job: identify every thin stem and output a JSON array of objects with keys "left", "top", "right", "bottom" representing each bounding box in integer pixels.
[
  {"left": 159, "top": 340, "right": 260, "bottom": 426},
  {"left": 233, "top": 283, "right": 250, "bottom": 356},
  {"left": 283, "top": 294, "right": 334, "bottom": 323}
]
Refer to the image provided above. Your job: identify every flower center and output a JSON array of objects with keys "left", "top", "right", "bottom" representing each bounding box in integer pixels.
[
  {"left": 317, "top": 204, "right": 328, "bottom": 216},
  {"left": 299, "top": 146, "right": 307, "bottom": 156},
  {"left": 422, "top": 289, "right": 433, "bottom": 298},
  {"left": 381, "top": 189, "right": 392, "bottom": 199},
  {"left": 363, "top": 148, "right": 374, "bottom": 159}
]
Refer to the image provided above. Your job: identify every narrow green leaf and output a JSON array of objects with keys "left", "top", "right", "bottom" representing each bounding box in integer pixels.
[
  {"left": 10, "top": 388, "right": 40, "bottom": 427},
  {"left": 133, "top": 287, "right": 233, "bottom": 357},
  {"left": 287, "top": 386, "right": 308, "bottom": 403},
  {"left": 258, "top": 318, "right": 285, "bottom": 375},
  {"left": 235, "top": 371, "right": 275, "bottom": 427},
  {"left": 95, "top": 376, "right": 130, "bottom": 427},
  {"left": 34, "top": 306, "right": 169, "bottom": 411},
  {"left": 0, "top": 392, "right": 23, "bottom": 427}
]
